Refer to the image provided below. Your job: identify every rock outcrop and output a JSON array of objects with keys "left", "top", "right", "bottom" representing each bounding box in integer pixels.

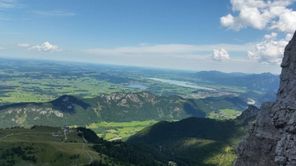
[
  {"left": 235, "top": 32, "right": 296, "bottom": 166},
  {"left": 236, "top": 105, "right": 259, "bottom": 125}
]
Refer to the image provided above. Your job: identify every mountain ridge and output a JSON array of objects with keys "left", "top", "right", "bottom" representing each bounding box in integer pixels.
[
  {"left": 0, "top": 91, "right": 247, "bottom": 128},
  {"left": 127, "top": 107, "right": 259, "bottom": 166},
  {"left": 235, "top": 31, "right": 296, "bottom": 166}
]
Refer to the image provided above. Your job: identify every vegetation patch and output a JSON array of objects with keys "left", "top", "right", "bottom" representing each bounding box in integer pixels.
[
  {"left": 87, "top": 120, "right": 157, "bottom": 141},
  {"left": 208, "top": 109, "right": 242, "bottom": 120}
]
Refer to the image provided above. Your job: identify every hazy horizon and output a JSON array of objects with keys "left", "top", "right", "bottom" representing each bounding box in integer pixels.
[
  {"left": 0, "top": 56, "right": 281, "bottom": 75},
  {"left": 1, "top": 0, "right": 295, "bottom": 73}
]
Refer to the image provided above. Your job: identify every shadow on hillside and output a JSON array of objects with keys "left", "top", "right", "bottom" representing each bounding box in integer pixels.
[{"left": 127, "top": 117, "right": 245, "bottom": 166}]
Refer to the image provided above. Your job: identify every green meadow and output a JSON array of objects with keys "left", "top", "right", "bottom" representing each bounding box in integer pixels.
[{"left": 87, "top": 120, "right": 158, "bottom": 141}]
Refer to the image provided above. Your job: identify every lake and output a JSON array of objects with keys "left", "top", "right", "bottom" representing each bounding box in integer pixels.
[{"left": 148, "top": 78, "right": 215, "bottom": 91}]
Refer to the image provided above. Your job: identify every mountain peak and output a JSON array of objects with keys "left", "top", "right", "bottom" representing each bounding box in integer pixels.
[
  {"left": 51, "top": 95, "right": 90, "bottom": 113},
  {"left": 235, "top": 31, "right": 296, "bottom": 166},
  {"left": 235, "top": 105, "right": 259, "bottom": 125},
  {"left": 277, "top": 31, "right": 296, "bottom": 108}
]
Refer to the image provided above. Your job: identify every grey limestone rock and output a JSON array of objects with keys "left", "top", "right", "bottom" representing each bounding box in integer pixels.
[{"left": 235, "top": 32, "right": 296, "bottom": 166}]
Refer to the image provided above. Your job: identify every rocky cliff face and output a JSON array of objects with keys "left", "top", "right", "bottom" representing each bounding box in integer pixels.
[
  {"left": 235, "top": 32, "right": 296, "bottom": 166},
  {"left": 236, "top": 105, "right": 259, "bottom": 125}
]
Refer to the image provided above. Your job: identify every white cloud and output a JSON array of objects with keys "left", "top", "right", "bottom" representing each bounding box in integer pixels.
[
  {"left": 212, "top": 48, "right": 231, "bottom": 61},
  {"left": 17, "top": 43, "right": 30, "bottom": 48},
  {"left": 83, "top": 44, "right": 253, "bottom": 72},
  {"left": 20, "top": 42, "right": 60, "bottom": 52},
  {"left": 271, "top": 10, "right": 296, "bottom": 33},
  {"left": 221, "top": 14, "right": 236, "bottom": 29},
  {"left": 221, "top": 0, "right": 296, "bottom": 33},
  {"left": 221, "top": 0, "right": 296, "bottom": 64},
  {"left": 81, "top": 44, "right": 280, "bottom": 73},
  {"left": 86, "top": 43, "right": 252, "bottom": 57},
  {"left": 84, "top": 44, "right": 253, "bottom": 71},
  {"left": 248, "top": 32, "right": 291, "bottom": 64},
  {"left": 30, "top": 42, "right": 60, "bottom": 52}
]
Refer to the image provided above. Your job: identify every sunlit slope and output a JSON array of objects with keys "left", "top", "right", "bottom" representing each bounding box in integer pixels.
[
  {"left": 0, "top": 126, "right": 165, "bottom": 166},
  {"left": 0, "top": 92, "right": 247, "bottom": 128}
]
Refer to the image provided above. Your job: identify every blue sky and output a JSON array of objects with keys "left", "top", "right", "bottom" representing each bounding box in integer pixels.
[{"left": 0, "top": 0, "right": 296, "bottom": 73}]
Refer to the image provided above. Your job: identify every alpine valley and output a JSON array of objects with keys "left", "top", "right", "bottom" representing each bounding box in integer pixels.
[{"left": 0, "top": 58, "right": 279, "bottom": 165}]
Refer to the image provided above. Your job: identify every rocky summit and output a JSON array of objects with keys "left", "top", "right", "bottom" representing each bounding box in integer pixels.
[{"left": 235, "top": 32, "right": 296, "bottom": 166}]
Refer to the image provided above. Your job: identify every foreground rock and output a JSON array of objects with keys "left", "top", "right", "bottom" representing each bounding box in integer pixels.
[
  {"left": 235, "top": 32, "right": 296, "bottom": 166},
  {"left": 235, "top": 105, "right": 259, "bottom": 125}
]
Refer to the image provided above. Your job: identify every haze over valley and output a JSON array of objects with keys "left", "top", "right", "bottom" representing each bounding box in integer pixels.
[{"left": 0, "top": 0, "right": 295, "bottom": 165}]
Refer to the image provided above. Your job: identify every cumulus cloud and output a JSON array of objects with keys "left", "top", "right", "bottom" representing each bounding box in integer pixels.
[
  {"left": 86, "top": 44, "right": 248, "bottom": 66},
  {"left": 220, "top": 14, "right": 235, "bottom": 28},
  {"left": 248, "top": 32, "right": 291, "bottom": 64},
  {"left": 272, "top": 10, "right": 296, "bottom": 33},
  {"left": 18, "top": 42, "right": 60, "bottom": 52},
  {"left": 221, "top": 0, "right": 296, "bottom": 33},
  {"left": 30, "top": 42, "right": 60, "bottom": 52},
  {"left": 221, "top": 0, "right": 296, "bottom": 64},
  {"left": 212, "top": 48, "right": 231, "bottom": 61}
]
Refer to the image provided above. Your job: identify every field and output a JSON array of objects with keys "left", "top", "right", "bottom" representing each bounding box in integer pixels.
[
  {"left": 0, "top": 126, "right": 168, "bottom": 166},
  {"left": 0, "top": 59, "right": 278, "bottom": 166},
  {"left": 87, "top": 120, "right": 157, "bottom": 141},
  {"left": 0, "top": 58, "right": 273, "bottom": 105},
  {"left": 0, "top": 61, "right": 132, "bottom": 103},
  {"left": 208, "top": 109, "right": 242, "bottom": 120},
  {"left": 0, "top": 127, "right": 112, "bottom": 166},
  {"left": 0, "top": 59, "right": 277, "bottom": 142}
]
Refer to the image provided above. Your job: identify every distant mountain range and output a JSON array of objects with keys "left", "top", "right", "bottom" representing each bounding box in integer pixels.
[
  {"left": 0, "top": 92, "right": 247, "bottom": 128},
  {"left": 193, "top": 71, "right": 279, "bottom": 93}
]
